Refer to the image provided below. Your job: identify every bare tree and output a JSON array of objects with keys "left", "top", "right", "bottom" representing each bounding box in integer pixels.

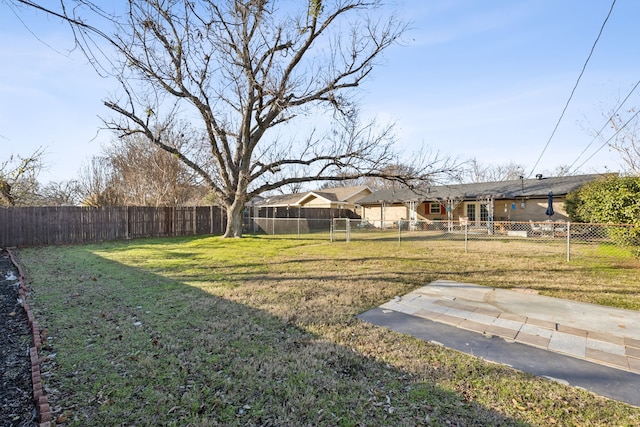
[
  {"left": 104, "top": 129, "right": 207, "bottom": 206},
  {"left": 330, "top": 162, "right": 422, "bottom": 191},
  {"left": 607, "top": 107, "right": 640, "bottom": 175},
  {"left": 38, "top": 180, "right": 82, "bottom": 206},
  {"left": 0, "top": 147, "right": 45, "bottom": 206},
  {"left": 547, "top": 164, "right": 573, "bottom": 177},
  {"left": 76, "top": 156, "right": 123, "bottom": 207},
  {"left": 76, "top": 129, "right": 208, "bottom": 207},
  {"left": 11, "top": 0, "right": 459, "bottom": 236},
  {"left": 464, "top": 159, "right": 526, "bottom": 183}
]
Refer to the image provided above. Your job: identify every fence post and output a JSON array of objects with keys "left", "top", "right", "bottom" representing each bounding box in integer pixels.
[
  {"left": 464, "top": 222, "right": 468, "bottom": 253},
  {"left": 566, "top": 221, "right": 571, "bottom": 262},
  {"left": 222, "top": 207, "right": 226, "bottom": 235},
  {"left": 81, "top": 208, "right": 86, "bottom": 242},
  {"left": 190, "top": 206, "right": 194, "bottom": 236}
]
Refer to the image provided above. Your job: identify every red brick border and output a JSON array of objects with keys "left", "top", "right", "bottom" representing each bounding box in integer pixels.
[{"left": 6, "top": 248, "right": 51, "bottom": 427}]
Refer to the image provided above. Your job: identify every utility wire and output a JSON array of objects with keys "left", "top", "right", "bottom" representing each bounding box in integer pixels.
[
  {"left": 566, "top": 79, "right": 640, "bottom": 174},
  {"left": 527, "top": 0, "right": 616, "bottom": 177},
  {"left": 572, "top": 107, "right": 640, "bottom": 172}
]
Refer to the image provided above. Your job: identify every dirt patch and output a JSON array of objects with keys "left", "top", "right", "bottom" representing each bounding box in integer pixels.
[{"left": 0, "top": 250, "right": 36, "bottom": 426}]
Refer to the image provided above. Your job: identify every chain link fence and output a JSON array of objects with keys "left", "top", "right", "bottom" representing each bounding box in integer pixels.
[
  {"left": 246, "top": 217, "right": 333, "bottom": 237},
  {"left": 355, "top": 219, "right": 639, "bottom": 261},
  {"left": 247, "top": 216, "right": 640, "bottom": 261}
]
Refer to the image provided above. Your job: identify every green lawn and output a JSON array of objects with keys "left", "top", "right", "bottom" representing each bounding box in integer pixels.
[{"left": 18, "top": 235, "right": 640, "bottom": 426}]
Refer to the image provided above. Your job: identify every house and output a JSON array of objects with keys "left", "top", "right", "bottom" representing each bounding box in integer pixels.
[
  {"left": 249, "top": 185, "right": 372, "bottom": 218},
  {"left": 356, "top": 174, "right": 610, "bottom": 227}
]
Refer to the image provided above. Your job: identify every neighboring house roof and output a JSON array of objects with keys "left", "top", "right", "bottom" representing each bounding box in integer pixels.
[
  {"left": 294, "top": 185, "right": 371, "bottom": 205},
  {"left": 319, "top": 185, "right": 372, "bottom": 202},
  {"left": 250, "top": 193, "right": 301, "bottom": 207},
  {"left": 252, "top": 185, "right": 372, "bottom": 207},
  {"left": 357, "top": 174, "right": 610, "bottom": 205},
  {"left": 295, "top": 191, "right": 340, "bottom": 205}
]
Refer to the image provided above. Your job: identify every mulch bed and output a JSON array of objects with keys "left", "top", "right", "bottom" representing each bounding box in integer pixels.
[{"left": 1, "top": 250, "right": 37, "bottom": 427}]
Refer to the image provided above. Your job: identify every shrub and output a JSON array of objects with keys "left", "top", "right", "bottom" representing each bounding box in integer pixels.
[{"left": 565, "top": 175, "right": 640, "bottom": 246}]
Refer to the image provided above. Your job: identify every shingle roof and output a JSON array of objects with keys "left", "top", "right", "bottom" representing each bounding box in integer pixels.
[
  {"left": 255, "top": 193, "right": 302, "bottom": 206},
  {"left": 253, "top": 185, "right": 371, "bottom": 207},
  {"left": 357, "top": 174, "right": 610, "bottom": 204}
]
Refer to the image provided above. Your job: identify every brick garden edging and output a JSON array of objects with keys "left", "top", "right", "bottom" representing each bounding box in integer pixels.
[{"left": 6, "top": 248, "right": 52, "bottom": 427}]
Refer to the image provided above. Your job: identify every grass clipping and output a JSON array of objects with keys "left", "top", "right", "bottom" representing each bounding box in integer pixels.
[{"left": 18, "top": 235, "right": 640, "bottom": 426}]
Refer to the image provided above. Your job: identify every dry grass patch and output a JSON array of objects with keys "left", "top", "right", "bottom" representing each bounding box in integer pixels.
[{"left": 16, "top": 235, "right": 640, "bottom": 426}]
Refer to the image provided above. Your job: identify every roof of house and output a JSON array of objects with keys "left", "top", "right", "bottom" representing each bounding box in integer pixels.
[
  {"left": 252, "top": 193, "right": 301, "bottom": 207},
  {"left": 319, "top": 185, "right": 371, "bottom": 201},
  {"left": 252, "top": 185, "right": 372, "bottom": 207},
  {"left": 357, "top": 174, "right": 610, "bottom": 205},
  {"left": 296, "top": 185, "right": 371, "bottom": 204}
]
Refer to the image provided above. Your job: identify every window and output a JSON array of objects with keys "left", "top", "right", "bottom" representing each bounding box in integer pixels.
[
  {"left": 466, "top": 204, "right": 476, "bottom": 221},
  {"left": 480, "top": 204, "right": 489, "bottom": 222},
  {"left": 429, "top": 203, "right": 441, "bottom": 215},
  {"left": 465, "top": 202, "right": 491, "bottom": 223}
]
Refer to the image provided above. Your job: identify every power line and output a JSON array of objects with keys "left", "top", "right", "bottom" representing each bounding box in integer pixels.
[
  {"left": 572, "top": 107, "right": 640, "bottom": 172},
  {"left": 566, "top": 79, "right": 640, "bottom": 174},
  {"left": 527, "top": 0, "right": 616, "bottom": 177}
]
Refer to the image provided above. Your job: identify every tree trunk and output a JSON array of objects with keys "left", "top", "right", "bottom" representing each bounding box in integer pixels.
[
  {"left": 0, "top": 180, "right": 15, "bottom": 206},
  {"left": 223, "top": 197, "right": 245, "bottom": 238}
]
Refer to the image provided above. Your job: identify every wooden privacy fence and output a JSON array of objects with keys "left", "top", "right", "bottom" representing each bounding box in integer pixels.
[{"left": 0, "top": 206, "right": 227, "bottom": 247}]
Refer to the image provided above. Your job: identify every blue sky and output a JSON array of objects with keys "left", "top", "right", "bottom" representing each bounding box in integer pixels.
[{"left": 1, "top": 0, "right": 638, "bottom": 184}]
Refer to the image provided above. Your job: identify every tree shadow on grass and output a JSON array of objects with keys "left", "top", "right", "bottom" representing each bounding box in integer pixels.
[
  {"left": 22, "top": 246, "right": 537, "bottom": 426},
  {"left": 108, "top": 236, "right": 640, "bottom": 315}
]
